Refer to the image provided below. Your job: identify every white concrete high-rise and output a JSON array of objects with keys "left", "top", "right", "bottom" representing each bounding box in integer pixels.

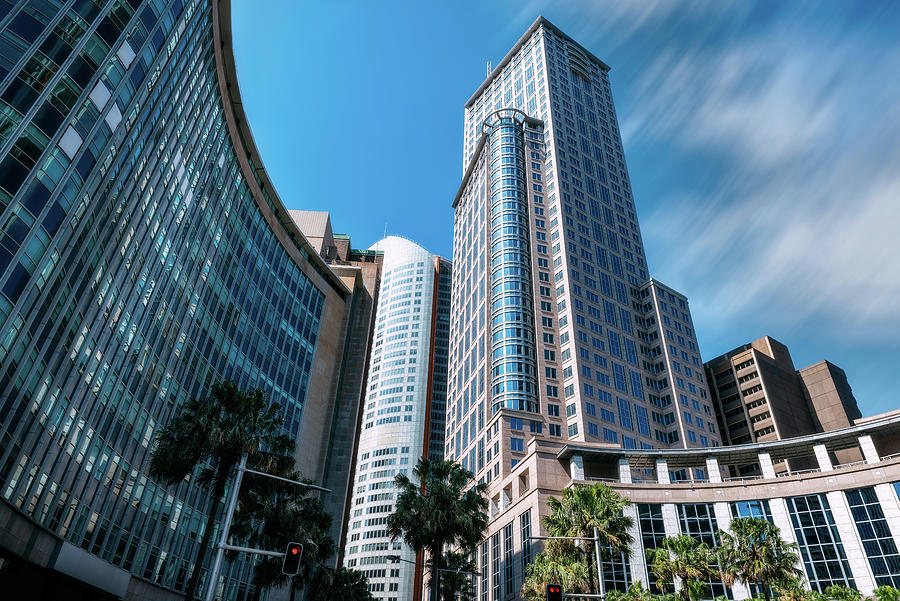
[{"left": 342, "top": 236, "right": 451, "bottom": 601}]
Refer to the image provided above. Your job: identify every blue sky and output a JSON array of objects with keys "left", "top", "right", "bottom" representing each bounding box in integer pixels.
[{"left": 232, "top": 1, "right": 900, "bottom": 418}]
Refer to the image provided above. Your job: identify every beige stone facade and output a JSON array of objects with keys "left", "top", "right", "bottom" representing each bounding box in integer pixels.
[
  {"left": 290, "top": 210, "right": 386, "bottom": 564},
  {"left": 705, "top": 336, "right": 864, "bottom": 473},
  {"left": 473, "top": 415, "right": 900, "bottom": 600}
]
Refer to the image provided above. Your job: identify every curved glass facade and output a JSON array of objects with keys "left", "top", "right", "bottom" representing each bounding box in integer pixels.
[
  {"left": 0, "top": 0, "right": 348, "bottom": 597},
  {"left": 484, "top": 109, "right": 538, "bottom": 415}
]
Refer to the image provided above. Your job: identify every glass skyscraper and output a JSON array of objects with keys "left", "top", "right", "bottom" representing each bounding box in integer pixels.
[
  {"left": 449, "top": 16, "right": 720, "bottom": 486},
  {"left": 0, "top": 1, "right": 362, "bottom": 599},
  {"left": 448, "top": 16, "right": 723, "bottom": 598}
]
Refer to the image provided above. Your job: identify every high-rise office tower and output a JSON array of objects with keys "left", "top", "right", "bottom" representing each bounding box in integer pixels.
[
  {"left": 449, "top": 16, "right": 720, "bottom": 480},
  {"left": 706, "top": 336, "right": 819, "bottom": 447},
  {"left": 798, "top": 360, "right": 862, "bottom": 433},
  {"left": 290, "top": 210, "right": 385, "bottom": 563},
  {"left": 0, "top": 1, "right": 366, "bottom": 599},
  {"left": 342, "top": 236, "right": 451, "bottom": 601},
  {"left": 705, "top": 335, "right": 864, "bottom": 472},
  {"left": 448, "top": 17, "right": 721, "bottom": 598}
]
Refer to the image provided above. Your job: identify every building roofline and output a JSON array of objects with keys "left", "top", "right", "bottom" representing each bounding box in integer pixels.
[
  {"left": 464, "top": 16, "right": 611, "bottom": 110},
  {"left": 367, "top": 235, "right": 449, "bottom": 264},
  {"left": 703, "top": 335, "right": 786, "bottom": 366},
  {"left": 213, "top": 0, "right": 349, "bottom": 297},
  {"left": 452, "top": 133, "right": 488, "bottom": 209},
  {"left": 453, "top": 114, "right": 543, "bottom": 208}
]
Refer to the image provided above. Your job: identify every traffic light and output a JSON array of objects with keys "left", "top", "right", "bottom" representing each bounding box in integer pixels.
[
  {"left": 546, "top": 583, "right": 562, "bottom": 601},
  {"left": 282, "top": 542, "right": 303, "bottom": 576}
]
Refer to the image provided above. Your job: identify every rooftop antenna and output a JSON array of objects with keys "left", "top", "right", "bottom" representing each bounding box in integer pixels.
[
  {"left": 486, "top": 60, "right": 492, "bottom": 76},
  {"left": 383, "top": 222, "right": 388, "bottom": 240}
]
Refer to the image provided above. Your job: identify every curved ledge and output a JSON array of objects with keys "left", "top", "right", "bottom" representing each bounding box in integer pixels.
[
  {"left": 558, "top": 412, "right": 900, "bottom": 469},
  {"left": 482, "top": 107, "right": 528, "bottom": 134},
  {"left": 212, "top": 0, "right": 348, "bottom": 297},
  {"left": 578, "top": 456, "right": 900, "bottom": 505}
]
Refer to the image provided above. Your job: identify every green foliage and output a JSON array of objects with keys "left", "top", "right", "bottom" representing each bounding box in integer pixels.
[
  {"left": 717, "top": 517, "right": 802, "bottom": 601},
  {"left": 825, "top": 585, "right": 863, "bottom": 601},
  {"left": 150, "top": 381, "right": 289, "bottom": 486},
  {"left": 307, "top": 566, "right": 374, "bottom": 601},
  {"left": 608, "top": 581, "right": 659, "bottom": 601},
  {"left": 387, "top": 458, "right": 488, "bottom": 601},
  {"left": 648, "top": 534, "right": 716, "bottom": 601},
  {"left": 774, "top": 579, "right": 828, "bottom": 601},
  {"left": 149, "top": 381, "right": 289, "bottom": 601},
  {"left": 521, "top": 539, "right": 592, "bottom": 601},
  {"left": 438, "top": 550, "right": 478, "bottom": 601},
  {"left": 229, "top": 458, "right": 335, "bottom": 600},
  {"left": 873, "top": 586, "right": 900, "bottom": 601},
  {"left": 542, "top": 482, "right": 634, "bottom": 594}
]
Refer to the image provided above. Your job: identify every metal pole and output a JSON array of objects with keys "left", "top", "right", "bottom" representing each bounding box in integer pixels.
[
  {"left": 205, "top": 453, "right": 247, "bottom": 601},
  {"left": 594, "top": 527, "right": 605, "bottom": 599},
  {"left": 528, "top": 535, "right": 598, "bottom": 542},
  {"left": 218, "top": 544, "right": 286, "bottom": 558},
  {"left": 241, "top": 467, "right": 330, "bottom": 492}
]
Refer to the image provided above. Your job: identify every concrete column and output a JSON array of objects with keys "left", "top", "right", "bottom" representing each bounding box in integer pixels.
[
  {"left": 618, "top": 458, "right": 632, "bottom": 483},
  {"left": 570, "top": 454, "right": 585, "bottom": 481},
  {"left": 661, "top": 504, "right": 681, "bottom": 594},
  {"left": 758, "top": 452, "right": 776, "bottom": 479},
  {"left": 873, "top": 483, "right": 900, "bottom": 563},
  {"left": 768, "top": 498, "right": 799, "bottom": 545},
  {"left": 623, "top": 503, "right": 648, "bottom": 588},
  {"left": 706, "top": 457, "right": 722, "bottom": 483},
  {"left": 767, "top": 497, "right": 806, "bottom": 589},
  {"left": 813, "top": 444, "right": 833, "bottom": 471},
  {"left": 661, "top": 503, "right": 680, "bottom": 538},
  {"left": 656, "top": 459, "right": 670, "bottom": 485},
  {"left": 825, "top": 490, "right": 876, "bottom": 595},
  {"left": 713, "top": 502, "right": 751, "bottom": 600},
  {"left": 859, "top": 435, "right": 880, "bottom": 464}
]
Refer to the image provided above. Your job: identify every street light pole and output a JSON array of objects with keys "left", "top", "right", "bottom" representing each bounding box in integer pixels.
[
  {"left": 203, "top": 455, "right": 331, "bottom": 601},
  {"left": 205, "top": 454, "right": 247, "bottom": 601},
  {"left": 593, "top": 527, "right": 606, "bottom": 599},
  {"left": 530, "top": 533, "right": 606, "bottom": 598},
  {"left": 387, "top": 555, "right": 479, "bottom": 600}
]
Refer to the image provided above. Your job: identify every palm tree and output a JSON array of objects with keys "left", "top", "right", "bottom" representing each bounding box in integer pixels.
[
  {"left": 542, "top": 483, "right": 634, "bottom": 594},
  {"left": 825, "top": 585, "right": 863, "bottom": 601},
  {"left": 149, "top": 381, "right": 288, "bottom": 601},
  {"left": 873, "top": 586, "right": 900, "bottom": 601},
  {"left": 717, "top": 517, "right": 802, "bottom": 601},
  {"left": 387, "top": 457, "right": 488, "bottom": 601},
  {"left": 307, "top": 566, "right": 374, "bottom": 601},
  {"left": 648, "top": 535, "right": 716, "bottom": 601},
  {"left": 521, "top": 539, "right": 592, "bottom": 601},
  {"left": 776, "top": 578, "right": 832, "bottom": 601},
  {"left": 438, "top": 550, "right": 477, "bottom": 601}
]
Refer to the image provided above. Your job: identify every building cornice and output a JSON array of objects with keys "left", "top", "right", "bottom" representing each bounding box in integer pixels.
[
  {"left": 557, "top": 412, "right": 900, "bottom": 468},
  {"left": 212, "top": 0, "right": 349, "bottom": 296},
  {"left": 453, "top": 114, "right": 543, "bottom": 208},
  {"left": 464, "top": 16, "right": 611, "bottom": 110}
]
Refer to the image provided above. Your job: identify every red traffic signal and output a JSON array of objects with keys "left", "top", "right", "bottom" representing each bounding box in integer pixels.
[
  {"left": 546, "top": 583, "right": 562, "bottom": 601},
  {"left": 282, "top": 542, "right": 303, "bottom": 576}
]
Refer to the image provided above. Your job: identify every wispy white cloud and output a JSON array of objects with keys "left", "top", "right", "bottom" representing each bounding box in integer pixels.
[
  {"left": 490, "top": 0, "right": 900, "bottom": 411},
  {"left": 627, "top": 14, "right": 900, "bottom": 346}
]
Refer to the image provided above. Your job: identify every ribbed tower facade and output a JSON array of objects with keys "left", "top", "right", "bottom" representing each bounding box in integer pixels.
[
  {"left": 484, "top": 109, "right": 540, "bottom": 416},
  {"left": 449, "top": 17, "right": 724, "bottom": 600},
  {"left": 0, "top": 1, "right": 360, "bottom": 599},
  {"left": 342, "top": 236, "right": 451, "bottom": 601}
]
